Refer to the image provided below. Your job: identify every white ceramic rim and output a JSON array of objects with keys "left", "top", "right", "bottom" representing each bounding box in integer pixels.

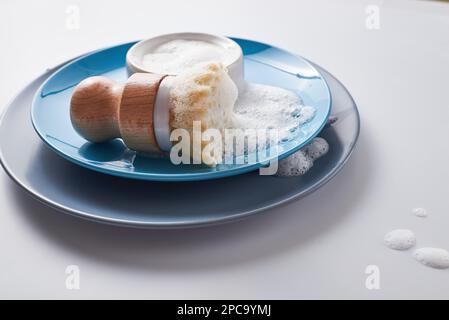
[
  {"left": 126, "top": 32, "right": 242, "bottom": 73},
  {"left": 126, "top": 32, "right": 244, "bottom": 88}
]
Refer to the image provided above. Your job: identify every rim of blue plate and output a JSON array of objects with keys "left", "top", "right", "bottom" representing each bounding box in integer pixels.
[{"left": 30, "top": 38, "right": 332, "bottom": 181}]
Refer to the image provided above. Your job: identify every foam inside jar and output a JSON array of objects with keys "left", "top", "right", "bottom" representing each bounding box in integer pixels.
[{"left": 141, "top": 39, "right": 237, "bottom": 75}]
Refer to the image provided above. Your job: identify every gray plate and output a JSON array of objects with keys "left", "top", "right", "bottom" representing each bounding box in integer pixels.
[{"left": 0, "top": 60, "right": 360, "bottom": 229}]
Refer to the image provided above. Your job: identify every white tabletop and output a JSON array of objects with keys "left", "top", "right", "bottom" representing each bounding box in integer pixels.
[{"left": 1, "top": 0, "right": 449, "bottom": 299}]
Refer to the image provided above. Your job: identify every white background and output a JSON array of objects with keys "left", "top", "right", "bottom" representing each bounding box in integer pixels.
[{"left": 1, "top": 0, "right": 449, "bottom": 299}]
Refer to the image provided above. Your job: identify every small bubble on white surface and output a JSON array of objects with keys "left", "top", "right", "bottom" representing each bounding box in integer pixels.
[
  {"left": 413, "top": 248, "right": 449, "bottom": 269},
  {"left": 384, "top": 229, "right": 416, "bottom": 251},
  {"left": 412, "top": 207, "right": 428, "bottom": 218}
]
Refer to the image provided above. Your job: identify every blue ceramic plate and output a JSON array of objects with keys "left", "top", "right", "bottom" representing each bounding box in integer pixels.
[
  {"left": 31, "top": 39, "right": 331, "bottom": 181},
  {"left": 1, "top": 57, "right": 358, "bottom": 228}
]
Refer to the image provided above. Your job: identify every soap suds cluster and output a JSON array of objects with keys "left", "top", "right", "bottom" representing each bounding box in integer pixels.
[
  {"left": 167, "top": 65, "right": 321, "bottom": 169},
  {"left": 384, "top": 208, "right": 449, "bottom": 270},
  {"left": 412, "top": 207, "right": 428, "bottom": 218},
  {"left": 142, "top": 40, "right": 235, "bottom": 75},
  {"left": 169, "top": 62, "right": 238, "bottom": 166},
  {"left": 413, "top": 248, "right": 449, "bottom": 269},
  {"left": 234, "top": 83, "right": 315, "bottom": 141},
  {"left": 149, "top": 42, "right": 322, "bottom": 170},
  {"left": 232, "top": 83, "right": 318, "bottom": 162},
  {"left": 142, "top": 39, "right": 323, "bottom": 170},
  {"left": 384, "top": 229, "right": 416, "bottom": 251},
  {"left": 275, "top": 137, "right": 329, "bottom": 177}
]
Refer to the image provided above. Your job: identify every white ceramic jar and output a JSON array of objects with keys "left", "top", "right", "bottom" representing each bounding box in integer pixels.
[{"left": 126, "top": 32, "right": 245, "bottom": 90}]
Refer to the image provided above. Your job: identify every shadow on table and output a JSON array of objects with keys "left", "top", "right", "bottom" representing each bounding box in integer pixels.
[{"left": 11, "top": 128, "right": 372, "bottom": 272}]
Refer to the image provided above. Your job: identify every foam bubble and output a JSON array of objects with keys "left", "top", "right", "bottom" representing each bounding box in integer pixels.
[
  {"left": 412, "top": 207, "right": 428, "bottom": 218},
  {"left": 413, "top": 248, "right": 449, "bottom": 269},
  {"left": 384, "top": 229, "right": 416, "bottom": 251},
  {"left": 303, "top": 137, "right": 329, "bottom": 160},
  {"left": 276, "top": 150, "right": 314, "bottom": 176},
  {"left": 276, "top": 137, "right": 329, "bottom": 177}
]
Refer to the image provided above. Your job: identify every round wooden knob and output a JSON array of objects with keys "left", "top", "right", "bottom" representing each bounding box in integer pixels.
[
  {"left": 70, "top": 73, "right": 166, "bottom": 153},
  {"left": 70, "top": 76, "right": 122, "bottom": 143}
]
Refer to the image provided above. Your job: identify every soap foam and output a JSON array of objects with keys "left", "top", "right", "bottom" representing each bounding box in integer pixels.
[
  {"left": 384, "top": 229, "right": 416, "bottom": 251},
  {"left": 142, "top": 40, "right": 235, "bottom": 75},
  {"left": 232, "top": 83, "right": 316, "bottom": 155},
  {"left": 234, "top": 83, "right": 312, "bottom": 136},
  {"left": 412, "top": 207, "right": 428, "bottom": 218},
  {"left": 166, "top": 63, "right": 318, "bottom": 168},
  {"left": 169, "top": 62, "right": 238, "bottom": 166},
  {"left": 275, "top": 137, "right": 329, "bottom": 177},
  {"left": 413, "top": 247, "right": 449, "bottom": 269}
]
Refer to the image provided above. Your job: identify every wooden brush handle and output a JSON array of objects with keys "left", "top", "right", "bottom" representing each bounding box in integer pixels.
[
  {"left": 70, "top": 73, "right": 166, "bottom": 153},
  {"left": 70, "top": 76, "right": 122, "bottom": 142}
]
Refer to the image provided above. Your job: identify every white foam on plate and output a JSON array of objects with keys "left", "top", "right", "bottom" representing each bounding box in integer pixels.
[{"left": 276, "top": 137, "right": 329, "bottom": 177}]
